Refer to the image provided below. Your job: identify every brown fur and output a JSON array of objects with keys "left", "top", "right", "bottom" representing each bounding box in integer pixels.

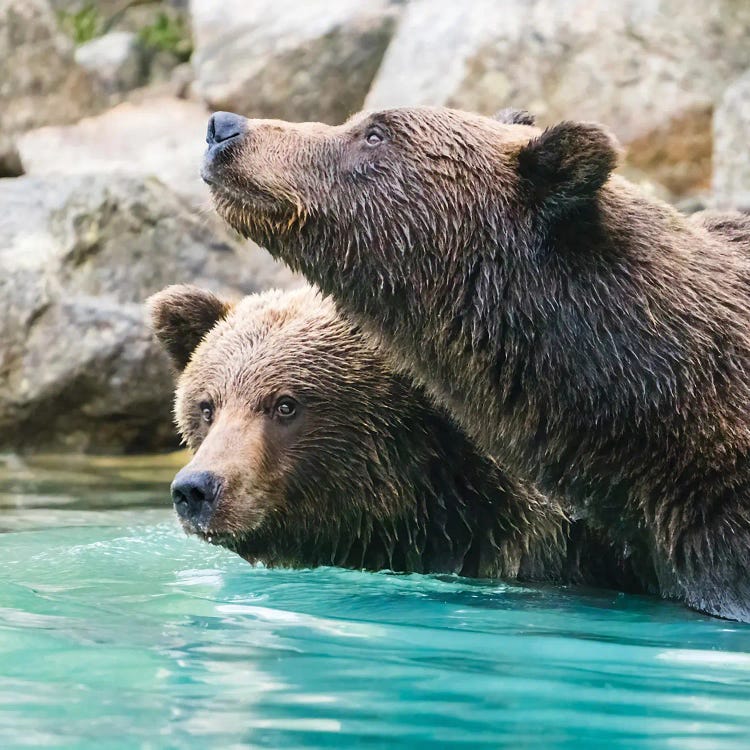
[
  {"left": 149, "top": 284, "right": 589, "bottom": 582},
  {"left": 691, "top": 209, "right": 750, "bottom": 248},
  {"left": 203, "top": 107, "right": 750, "bottom": 621}
]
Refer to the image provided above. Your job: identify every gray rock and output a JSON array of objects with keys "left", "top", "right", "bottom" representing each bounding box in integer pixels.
[
  {"left": 167, "top": 62, "right": 194, "bottom": 99},
  {"left": 48, "top": 0, "right": 128, "bottom": 16},
  {"left": 0, "top": 0, "right": 102, "bottom": 133},
  {"left": 75, "top": 31, "right": 146, "bottom": 94},
  {"left": 0, "top": 174, "right": 299, "bottom": 454},
  {"left": 190, "top": 0, "right": 400, "bottom": 123},
  {"left": 366, "top": 0, "right": 750, "bottom": 197},
  {"left": 113, "top": 3, "right": 193, "bottom": 83},
  {"left": 17, "top": 97, "right": 212, "bottom": 206},
  {"left": 713, "top": 70, "right": 750, "bottom": 212}
]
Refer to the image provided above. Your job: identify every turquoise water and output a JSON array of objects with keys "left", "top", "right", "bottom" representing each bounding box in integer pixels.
[{"left": 1, "top": 455, "right": 749, "bottom": 749}]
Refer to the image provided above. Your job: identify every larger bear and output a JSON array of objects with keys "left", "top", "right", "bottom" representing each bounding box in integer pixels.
[{"left": 202, "top": 107, "right": 750, "bottom": 621}]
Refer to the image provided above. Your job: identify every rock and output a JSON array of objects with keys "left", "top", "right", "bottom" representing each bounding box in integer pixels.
[
  {"left": 0, "top": 135, "right": 23, "bottom": 177},
  {"left": 0, "top": 0, "right": 102, "bottom": 133},
  {"left": 167, "top": 62, "right": 194, "bottom": 99},
  {"left": 17, "top": 97, "right": 212, "bottom": 205},
  {"left": 190, "top": 0, "right": 400, "bottom": 123},
  {"left": 0, "top": 174, "right": 299, "bottom": 454},
  {"left": 146, "top": 48, "right": 186, "bottom": 84},
  {"left": 713, "top": 70, "right": 750, "bottom": 211},
  {"left": 49, "top": 0, "right": 127, "bottom": 17},
  {"left": 123, "top": 4, "right": 193, "bottom": 83},
  {"left": 75, "top": 31, "right": 146, "bottom": 94},
  {"left": 366, "top": 0, "right": 750, "bottom": 197},
  {"left": 54, "top": 1, "right": 192, "bottom": 87}
]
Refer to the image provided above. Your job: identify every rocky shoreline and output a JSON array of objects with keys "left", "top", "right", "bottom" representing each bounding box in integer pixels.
[{"left": 1, "top": 0, "right": 748, "bottom": 452}]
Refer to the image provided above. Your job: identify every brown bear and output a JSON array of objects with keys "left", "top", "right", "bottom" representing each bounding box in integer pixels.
[
  {"left": 149, "top": 284, "right": 582, "bottom": 581},
  {"left": 201, "top": 108, "right": 750, "bottom": 621}
]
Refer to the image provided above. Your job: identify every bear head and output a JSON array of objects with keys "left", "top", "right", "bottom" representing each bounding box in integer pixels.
[
  {"left": 148, "top": 284, "right": 567, "bottom": 575},
  {"left": 201, "top": 106, "right": 620, "bottom": 303}
]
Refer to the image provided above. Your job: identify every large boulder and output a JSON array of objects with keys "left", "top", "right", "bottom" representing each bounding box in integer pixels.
[
  {"left": 17, "top": 97, "right": 211, "bottom": 205},
  {"left": 0, "top": 0, "right": 102, "bottom": 134},
  {"left": 713, "top": 70, "right": 750, "bottom": 212},
  {"left": 366, "top": 0, "right": 750, "bottom": 197},
  {"left": 0, "top": 174, "right": 298, "bottom": 454},
  {"left": 190, "top": 0, "right": 401, "bottom": 124}
]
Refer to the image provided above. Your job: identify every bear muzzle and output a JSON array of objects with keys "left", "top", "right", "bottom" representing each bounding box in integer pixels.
[
  {"left": 202, "top": 111, "right": 248, "bottom": 185},
  {"left": 171, "top": 469, "right": 223, "bottom": 531}
]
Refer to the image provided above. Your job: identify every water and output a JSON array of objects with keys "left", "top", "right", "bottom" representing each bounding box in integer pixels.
[{"left": 1, "top": 455, "right": 749, "bottom": 749}]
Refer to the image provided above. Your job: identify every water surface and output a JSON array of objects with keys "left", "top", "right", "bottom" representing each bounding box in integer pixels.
[{"left": 1, "top": 454, "right": 749, "bottom": 749}]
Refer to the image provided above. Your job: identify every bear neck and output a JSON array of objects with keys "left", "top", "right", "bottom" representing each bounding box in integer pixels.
[{"left": 263, "top": 182, "right": 750, "bottom": 538}]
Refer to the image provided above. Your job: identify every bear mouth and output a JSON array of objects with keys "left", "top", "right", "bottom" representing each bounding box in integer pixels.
[
  {"left": 201, "top": 143, "right": 286, "bottom": 216},
  {"left": 198, "top": 530, "right": 233, "bottom": 546},
  {"left": 195, "top": 528, "right": 272, "bottom": 565},
  {"left": 181, "top": 517, "right": 268, "bottom": 555},
  {"left": 187, "top": 524, "right": 239, "bottom": 550},
  {"left": 208, "top": 183, "right": 299, "bottom": 241}
]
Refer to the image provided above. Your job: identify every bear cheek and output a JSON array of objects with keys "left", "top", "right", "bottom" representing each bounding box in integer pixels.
[
  {"left": 237, "top": 127, "right": 295, "bottom": 189},
  {"left": 210, "top": 474, "right": 272, "bottom": 536},
  {"left": 190, "top": 461, "right": 281, "bottom": 538}
]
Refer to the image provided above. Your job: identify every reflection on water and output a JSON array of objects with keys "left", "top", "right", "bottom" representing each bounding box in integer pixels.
[
  {"left": 1, "top": 455, "right": 749, "bottom": 749},
  {"left": 0, "top": 452, "right": 185, "bottom": 532}
]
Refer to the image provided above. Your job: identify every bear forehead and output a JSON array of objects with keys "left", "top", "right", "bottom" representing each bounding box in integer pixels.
[
  {"left": 195, "top": 302, "right": 338, "bottom": 367},
  {"left": 256, "top": 106, "right": 539, "bottom": 148},
  {"left": 344, "top": 106, "right": 540, "bottom": 141},
  {"left": 178, "top": 289, "right": 382, "bottom": 398}
]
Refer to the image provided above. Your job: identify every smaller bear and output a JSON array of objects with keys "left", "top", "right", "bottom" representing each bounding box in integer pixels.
[
  {"left": 149, "top": 284, "right": 627, "bottom": 585},
  {"left": 148, "top": 284, "right": 565, "bottom": 578}
]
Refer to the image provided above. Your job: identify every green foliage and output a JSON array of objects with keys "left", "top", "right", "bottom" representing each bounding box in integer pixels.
[
  {"left": 138, "top": 12, "right": 193, "bottom": 62},
  {"left": 58, "top": 3, "right": 102, "bottom": 46},
  {"left": 57, "top": 4, "right": 193, "bottom": 62}
]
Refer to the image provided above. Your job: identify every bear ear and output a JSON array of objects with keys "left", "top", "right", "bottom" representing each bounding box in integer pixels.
[
  {"left": 494, "top": 108, "right": 535, "bottom": 126},
  {"left": 517, "top": 121, "right": 620, "bottom": 216},
  {"left": 147, "top": 285, "right": 232, "bottom": 371}
]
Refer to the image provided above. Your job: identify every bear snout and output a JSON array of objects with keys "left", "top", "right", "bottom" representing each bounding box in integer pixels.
[
  {"left": 171, "top": 469, "right": 223, "bottom": 530},
  {"left": 203, "top": 111, "right": 249, "bottom": 185},
  {"left": 206, "top": 111, "right": 247, "bottom": 147}
]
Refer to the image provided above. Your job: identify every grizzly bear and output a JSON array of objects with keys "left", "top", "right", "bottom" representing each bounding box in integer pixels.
[
  {"left": 201, "top": 108, "right": 750, "bottom": 621},
  {"left": 149, "top": 284, "right": 581, "bottom": 580}
]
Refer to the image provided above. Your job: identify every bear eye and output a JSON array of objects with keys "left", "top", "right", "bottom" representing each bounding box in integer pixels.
[
  {"left": 199, "top": 401, "right": 214, "bottom": 424},
  {"left": 274, "top": 396, "right": 298, "bottom": 420},
  {"left": 364, "top": 128, "right": 384, "bottom": 147}
]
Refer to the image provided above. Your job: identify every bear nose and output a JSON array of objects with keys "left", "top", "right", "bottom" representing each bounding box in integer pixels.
[
  {"left": 171, "top": 470, "right": 222, "bottom": 523},
  {"left": 206, "top": 111, "right": 247, "bottom": 146}
]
